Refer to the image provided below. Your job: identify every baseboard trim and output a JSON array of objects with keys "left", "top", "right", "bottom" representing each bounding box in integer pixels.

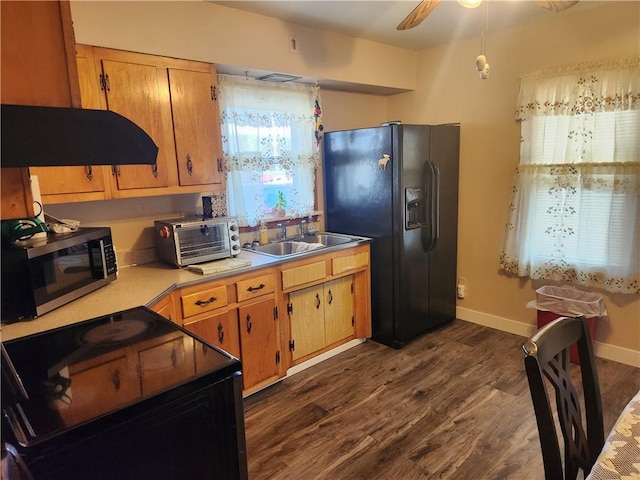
[
  {"left": 286, "top": 338, "right": 366, "bottom": 377},
  {"left": 457, "top": 306, "right": 640, "bottom": 368}
]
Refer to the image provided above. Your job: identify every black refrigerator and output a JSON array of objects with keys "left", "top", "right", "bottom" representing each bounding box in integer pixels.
[{"left": 323, "top": 124, "right": 460, "bottom": 348}]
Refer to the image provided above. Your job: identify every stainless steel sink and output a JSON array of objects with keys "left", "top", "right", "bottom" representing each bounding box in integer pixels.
[
  {"left": 246, "top": 232, "right": 354, "bottom": 257},
  {"left": 298, "top": 233, "right": 353, "bottom": 247}
]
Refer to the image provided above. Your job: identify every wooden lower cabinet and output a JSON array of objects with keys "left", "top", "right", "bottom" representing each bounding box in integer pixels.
[
  {"left": 184, "top": 309, "right": 241, "bottom": 360},
  {"left": 149, "top": 293, "right": 178, "bottom": 324},
  {"left": 238, "top": 298, "right": 280, "bottom": 392},
  {"left": 288, "top": 276, "right": 354, "bottom": 362},
  {"left": 155, "top": 245, "right": 370, "bottom": 395}
]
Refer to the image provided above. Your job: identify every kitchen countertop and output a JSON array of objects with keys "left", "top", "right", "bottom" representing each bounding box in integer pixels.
[{"left": 1, "top": 236, "right": 370, "bottom": 342}]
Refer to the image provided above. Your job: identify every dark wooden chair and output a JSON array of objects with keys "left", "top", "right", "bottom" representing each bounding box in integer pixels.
[{"left": 522, "top": 316, "right": 604, "bottom": 480}]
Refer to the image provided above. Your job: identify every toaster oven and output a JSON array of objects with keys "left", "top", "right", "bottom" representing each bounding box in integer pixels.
[{"left": 155, "top": 216, "right": 241, "bottom": 267}]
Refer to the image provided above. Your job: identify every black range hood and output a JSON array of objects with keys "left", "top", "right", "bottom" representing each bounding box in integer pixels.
[{"left": 1, "top": 104, "right": 158, "bottom": 167}]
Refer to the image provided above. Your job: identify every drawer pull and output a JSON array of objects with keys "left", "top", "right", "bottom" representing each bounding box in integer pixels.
[
  {"left": 315, "top": 293, "right": 321, "bottom": 309},
  {"left": 218, "top": 322, "right": 224, "bottom": 343},
  {"left": 247, "top": 283, "right": 265, "bottom": 292},
  {"left": 112, "top": 370, "right": 121, "bottom": 391},
  {"left": 246, "top": 314, "right": 252, "bottom": 334},
  {"left": 195, "top": 296, "right": 217, "bottom": 306}
]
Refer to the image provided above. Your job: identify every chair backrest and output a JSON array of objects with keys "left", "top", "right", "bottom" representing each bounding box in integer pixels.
[{"left": 522, "top": 316, "right": 604, "bottom": 480}]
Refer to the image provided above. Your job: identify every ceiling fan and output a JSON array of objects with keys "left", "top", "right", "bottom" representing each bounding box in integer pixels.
[{"left": 397, "top": 0, "right": 579, "bottom": 30}]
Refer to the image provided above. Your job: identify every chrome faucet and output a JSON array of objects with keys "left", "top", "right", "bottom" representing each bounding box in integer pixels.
[
  {"left": 299, "top": 219, "right": 308, "bottom": 237},
  {"left": 277, "top": 223, "right": 287, "bottom": 241}
]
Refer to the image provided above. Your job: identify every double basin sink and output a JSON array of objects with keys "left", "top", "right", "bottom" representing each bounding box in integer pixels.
[{"left": 244, "top": 232, "right": 356, "bottom": 258}]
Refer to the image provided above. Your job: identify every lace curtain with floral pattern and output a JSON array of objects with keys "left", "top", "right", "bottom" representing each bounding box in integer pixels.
[
  {"left": 218, "top": 75, "right": 320, "bottom": 227},
  {"left": 500, "top": 58, "right": 640, "bottom": 294}
]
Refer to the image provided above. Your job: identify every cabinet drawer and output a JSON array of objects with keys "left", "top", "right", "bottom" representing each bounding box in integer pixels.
[
  {"left": 236, "top": 273, "right": 275, "bottom": 302},
  {"left": 332, "top": 252, "right": 369, "bottom": 275},
  {"left": 282, "top": 261, "right": 327, "bottom": 290},
  {"left": 181, "top": 285, "right": 228, "bottom": 318}
]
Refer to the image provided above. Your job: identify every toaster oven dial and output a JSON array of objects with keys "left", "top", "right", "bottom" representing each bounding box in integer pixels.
[
  {"left": 229, "top": 223, "right": 238, "bottom": 231},
  {"left": 231, "top": 234, "right": 239, "bottom": 241},
  {"left": 159, "top": 226, "right": 171, "bottom": 239},
  {"left": 232, "top": 244, "right": 241, "bottom": 252}
]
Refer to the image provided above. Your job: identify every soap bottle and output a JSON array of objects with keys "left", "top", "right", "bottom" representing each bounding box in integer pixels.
[{"left": 259, "top": 221, "right": 268, "bottom": 245}]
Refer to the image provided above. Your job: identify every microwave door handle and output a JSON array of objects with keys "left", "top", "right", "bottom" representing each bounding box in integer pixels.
[{"left": 98, "top": 239, "right": 108, "bottom": 279}]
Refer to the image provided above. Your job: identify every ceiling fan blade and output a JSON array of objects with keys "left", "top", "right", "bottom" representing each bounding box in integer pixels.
[
  {"left": 535, "top": 0, "right": 579, "bottom": 13},
  {"left": 397, "top": 0, "right": 442, "bottom": 30}
]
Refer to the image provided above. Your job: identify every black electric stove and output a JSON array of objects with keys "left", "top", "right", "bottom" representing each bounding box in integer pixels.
[{"left": 1, "top": 306, "right": 248, "bottom": 480}]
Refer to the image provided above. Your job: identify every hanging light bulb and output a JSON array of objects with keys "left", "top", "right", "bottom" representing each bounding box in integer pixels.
[
  {"left": 475, "top": 0, "right": 490, "bottom": 79},
  {"left": 458, "top": 0, "right": 483, "bottom": 8}
]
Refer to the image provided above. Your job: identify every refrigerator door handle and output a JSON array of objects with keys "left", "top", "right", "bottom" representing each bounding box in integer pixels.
[
  {"left": 431, "top": 160, "right": 440, "bottom": 251},
  {"left": 421, "top": 160, "right": 440, "bottom": 252}
]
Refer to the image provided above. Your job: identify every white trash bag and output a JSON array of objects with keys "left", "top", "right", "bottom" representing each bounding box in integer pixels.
[{"left": 526, "top": 285, "right": 608, "bottom": 318}]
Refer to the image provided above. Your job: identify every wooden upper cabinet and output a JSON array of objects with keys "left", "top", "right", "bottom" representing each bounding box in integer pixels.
[
  {"left": 31, "top": 45, "right": 108, "bottom": 201},
  {"left": 0, "top": 1, "right": 80, "bottom": 107},
  {"left": 71, "top": 45, "right": 225, "bottom": 198},
  {"left": 90, "top": 48, "right": 173, "bottom": 191},
  {"left": 169, "top": 68, "right": 224, "bottom": 187},
  {"left": 0, "top": 1, "right": 81, "bottom": 219}
]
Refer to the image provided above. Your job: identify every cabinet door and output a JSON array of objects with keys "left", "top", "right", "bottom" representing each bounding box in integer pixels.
[
  {"left": 185, "top": 309, "right": 241, "bottom": 360},
  {"left": 238, "top": 299, "right": 280, "bottom": 391},
  {"left": 324, "top": 276, "right": 354, "bottom": 346},
  {"left": 169, "top": 68, "right": 224, "bottom": 186},
  {"left": 289, "top": 286, "right": 326, "bottom": 361},
  {"left": 149, "top": 293, "right": 178, "bottom": 325},
  {"left": 31, "top": 45, "right": 107, "bottom": 199},
  {"left": 95, "top": 52, "right": 172, "bottom": 190}
]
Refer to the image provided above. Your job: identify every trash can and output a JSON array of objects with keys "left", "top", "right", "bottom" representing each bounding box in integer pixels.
[{"left": 527, "top": 286, "right": 607, "bottom": 364}]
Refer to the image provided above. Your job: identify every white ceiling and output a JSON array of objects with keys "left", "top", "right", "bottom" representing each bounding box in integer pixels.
[{"left": 214, "top": 0, "right": 605, "bottom": 51}]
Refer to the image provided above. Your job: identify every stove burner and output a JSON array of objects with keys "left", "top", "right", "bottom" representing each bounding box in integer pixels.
[{"left": 82, "top": 319, "right": 151, "bottom": 345}]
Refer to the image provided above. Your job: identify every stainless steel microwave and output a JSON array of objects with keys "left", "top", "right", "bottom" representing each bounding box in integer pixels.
[
  {"left": 1, "top": 227, "right": 117, "bottom": 323},
  {"left": 154, "top": 216, "right": 241, "bottom": 267}
]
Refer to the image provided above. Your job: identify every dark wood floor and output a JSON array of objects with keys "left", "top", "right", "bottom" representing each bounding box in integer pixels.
[{"left": 243, "top": 320, "right": 640, "bottom": 480}]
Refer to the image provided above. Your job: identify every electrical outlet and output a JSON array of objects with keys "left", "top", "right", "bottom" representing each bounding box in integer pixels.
[{"left": 457, "top": 277, "right": 466, "bottom": 299}]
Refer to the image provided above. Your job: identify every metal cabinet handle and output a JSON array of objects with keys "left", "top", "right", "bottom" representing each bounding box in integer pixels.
[
  {"left": 217, "top": 158, "right": 223, "bottom": 172},
  {"left": 247, "top": 283, "right": 265, "bottom": 292},
  {"left": 186, "top": 154, "right": 193, "bottom": 176},
  {"left": 111, "top": 165, "right": 120, "bottom": 177},
  {"left": 327, "top": 289, "right": 333, "bottom": 305},
  {"left": 211, "top": 85, "right": 217, "bottom": 101},
  {"left": 315, "top": 293, "right": 321, "bottom": 309},
  {"left": 217, "top": 322, "right": 224, "bottom": 343},
  {"left": 86, "top": 165, "right": 93, "bottom": 181},
  {"left": 151, "top": 163, "right": 158, "bottom": 178},
  {"left": 112, "top": 370, "right": 121, "bottom": 390},
  {"left": 246, "top": 314, "right": 252, "bottom": 333},
  {"left": 195, "top": 296, "right": 216, "bottom": 306}
]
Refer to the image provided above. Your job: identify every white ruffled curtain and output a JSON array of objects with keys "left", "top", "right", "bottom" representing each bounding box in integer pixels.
[
  {"left": 500, "top": 58, "right": 640, "bottom": 294},
  {"left": 218, "top": 75, "right": 320, "bottom": 227}
]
